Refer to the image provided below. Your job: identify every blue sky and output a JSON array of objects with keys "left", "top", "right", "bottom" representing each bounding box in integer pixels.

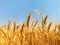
[{"left": 0, "top": 0, "right": 60, "bottom": 24}]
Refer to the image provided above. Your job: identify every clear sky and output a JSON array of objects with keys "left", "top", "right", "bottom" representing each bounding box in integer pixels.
[{"left": 0, "top": 0, "right": 60, "bottom": 24}]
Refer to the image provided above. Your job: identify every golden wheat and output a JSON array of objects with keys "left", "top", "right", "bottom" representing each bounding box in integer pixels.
[{"left": 0, "top": 12, "right": 60, "bottom": 45}]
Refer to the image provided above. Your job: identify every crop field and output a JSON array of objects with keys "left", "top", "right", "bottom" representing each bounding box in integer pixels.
[{"left": 0, "top": 13, "right": 60, "bottom": 45}]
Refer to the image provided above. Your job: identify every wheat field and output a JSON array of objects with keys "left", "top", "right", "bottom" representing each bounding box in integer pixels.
[{"left": 0, "top": 12, "right": 60, "bottom": 45}]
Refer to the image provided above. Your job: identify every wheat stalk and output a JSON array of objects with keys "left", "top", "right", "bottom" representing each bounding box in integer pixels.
[
  {"left": 7, "top": 19, "right": 11, "bottom": 30},
  {"left": 13, "top": 21, "right": 16, "bottom": 32},
  {"left": 26, "top": 12, "right": 31, "bottom": 28},
  {"left": 47, "top": 22, "right": 52, "bottom": 32}
]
